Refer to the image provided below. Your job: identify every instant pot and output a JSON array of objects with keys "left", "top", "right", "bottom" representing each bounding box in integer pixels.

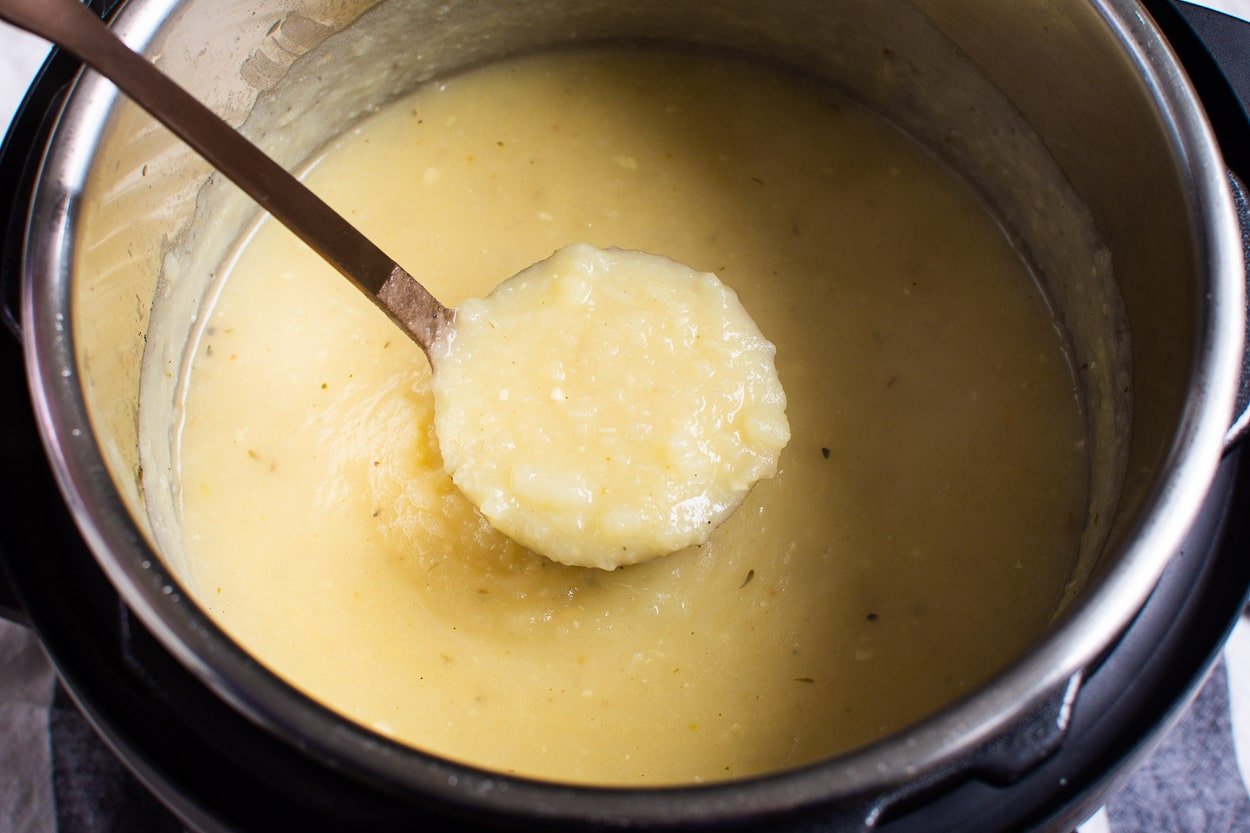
[{"left": 3, "top": 0, "right": 1250, "bottom": 830}]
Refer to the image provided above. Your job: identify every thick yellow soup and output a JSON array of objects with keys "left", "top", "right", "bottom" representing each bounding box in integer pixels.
[
  {"left": 176, "top": 48, "right": 1089, "bottom": 785},
  {"left": 431, "top": 243, "right": 790, "bottom": 569}
]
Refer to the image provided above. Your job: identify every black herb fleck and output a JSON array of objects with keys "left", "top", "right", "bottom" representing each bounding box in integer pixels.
[
  {"left": 740, "top": 569, "right": 755, "bottom": 588},
  {"left": 794, "top": 677, "right": 815, "bottom": 684},
  {"left": 820, "top": 447, "right": 830, "bottom": 459},
  {"left": 867, "top": 613, "right": 879, "bottom": 622}
]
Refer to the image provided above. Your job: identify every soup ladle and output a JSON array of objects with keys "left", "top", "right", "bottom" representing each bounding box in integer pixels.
[{"left": 1, "top": 0, "right": 790, "bottom": 570}]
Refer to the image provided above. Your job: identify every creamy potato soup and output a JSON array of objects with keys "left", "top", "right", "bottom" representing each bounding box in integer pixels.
[
  {"left": 176, "top": 48, "right": 1088, "bottom": 785},
  {"left": 432, "top": 243, "right": 789, "bottom": 569}
]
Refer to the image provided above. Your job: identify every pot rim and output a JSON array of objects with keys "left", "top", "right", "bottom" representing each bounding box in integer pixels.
[{"left": 18, "top": 0, "right": 1247, "bottom": 826}]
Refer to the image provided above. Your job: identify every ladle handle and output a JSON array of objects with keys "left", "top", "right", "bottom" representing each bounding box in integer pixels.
[{"left": 0, "top": 0, "right": 452, "bottom": 352}]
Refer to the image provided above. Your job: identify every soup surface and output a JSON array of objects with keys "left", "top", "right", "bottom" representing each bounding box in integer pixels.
[{"left": 176, "top": 48, "right": 1088, "bottom": 785}]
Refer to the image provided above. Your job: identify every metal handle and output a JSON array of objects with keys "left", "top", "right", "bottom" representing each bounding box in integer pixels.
[{"left": 0, "top": 0, "right": 451, "bottom": 352}]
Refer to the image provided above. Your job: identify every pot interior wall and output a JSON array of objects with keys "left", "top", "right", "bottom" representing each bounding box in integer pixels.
[{"left": 70, "top": 0, "right": 1187, "bottom": 670}]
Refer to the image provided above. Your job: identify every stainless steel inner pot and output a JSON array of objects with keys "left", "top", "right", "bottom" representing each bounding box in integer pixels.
[{"left": 19, "top": 0, "right": 1247, "bottom": 827}]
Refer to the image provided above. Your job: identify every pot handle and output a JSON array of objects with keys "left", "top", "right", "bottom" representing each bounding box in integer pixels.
[
  {"left": 0, "top": 0, "right": 122, "bottom": 342},
  {"left": 1139, "top": 1, "right": 1250, "bottom": 448}
]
